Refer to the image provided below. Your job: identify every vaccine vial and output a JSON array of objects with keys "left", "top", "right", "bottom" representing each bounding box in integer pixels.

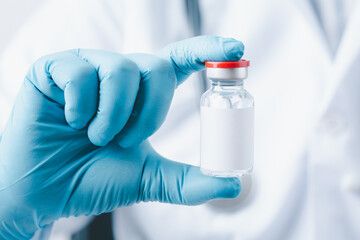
[{"left": 200, "top": 60, "right": 254, "bottom": 177}]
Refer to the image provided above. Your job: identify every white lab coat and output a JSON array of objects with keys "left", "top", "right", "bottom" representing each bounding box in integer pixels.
[{"left": 0, "top": 0, "right": 359, "bottom": 239}]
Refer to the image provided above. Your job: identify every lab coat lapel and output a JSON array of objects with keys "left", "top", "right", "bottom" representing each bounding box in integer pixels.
[
  {"left": 292, "top": 0, "right": 360, "bottom": 119},
  {"left": 320, "top": 1, "right": 360, "bottom": 112}
]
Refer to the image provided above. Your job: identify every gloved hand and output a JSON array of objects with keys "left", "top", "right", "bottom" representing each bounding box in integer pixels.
[{"left": 0, "top": 36, "right": 244, "bottom": 239}]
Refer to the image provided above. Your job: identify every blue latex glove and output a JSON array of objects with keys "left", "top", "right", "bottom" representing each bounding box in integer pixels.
[{"left": 0, "top": 36, "right": 244, "bottom": 239}]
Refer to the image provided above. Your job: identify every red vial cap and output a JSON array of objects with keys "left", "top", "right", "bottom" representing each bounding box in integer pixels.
[{"left": 205, "top": 59, "right": 250, "bottom": 68}]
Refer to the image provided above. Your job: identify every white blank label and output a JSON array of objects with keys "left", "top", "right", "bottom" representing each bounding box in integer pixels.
[{"left": 201, "top": 107, "right": 254, "bottom": 171}]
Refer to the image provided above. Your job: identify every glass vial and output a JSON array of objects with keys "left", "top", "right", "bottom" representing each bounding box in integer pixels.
[{"left": 200, "top": 60, "right": 254, "bottom": 177}]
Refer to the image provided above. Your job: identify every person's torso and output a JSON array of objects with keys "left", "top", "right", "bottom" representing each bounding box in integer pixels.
[{"left": 0, "top": 0, "right": 359, "bottom": 239}]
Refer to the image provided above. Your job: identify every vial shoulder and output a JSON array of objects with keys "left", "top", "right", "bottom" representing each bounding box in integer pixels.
[{"left": 201, "top": 89, "right": 254, "bottom": 109}]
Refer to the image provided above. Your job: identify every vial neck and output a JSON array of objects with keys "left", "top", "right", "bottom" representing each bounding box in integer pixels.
[{"left": 211, "top": 79, "right": 244, "bottom": 91}]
